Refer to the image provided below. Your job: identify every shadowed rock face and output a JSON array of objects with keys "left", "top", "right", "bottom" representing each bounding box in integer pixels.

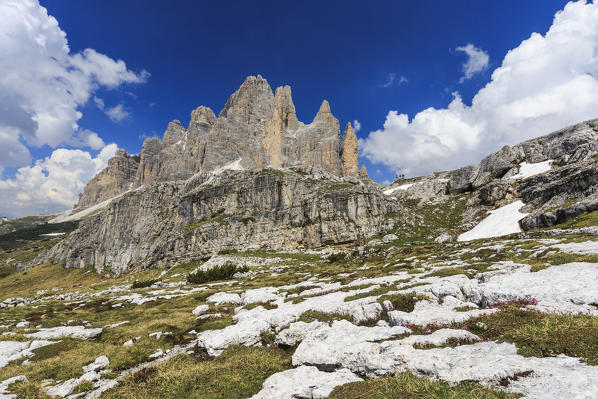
[
  {"left": 45, "top": 168, "right": 397, "bottom": 273},
  {"left": 75, "top": 75, "right": 360, "bottom": 209}
]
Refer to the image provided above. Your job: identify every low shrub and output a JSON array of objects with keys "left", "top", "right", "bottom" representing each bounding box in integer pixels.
[
  {"left": 217, "top": 249, "right": 238, "bottom": 255},
  {"left": 0, "top": 264, "right": 15, "bottom": 279},
  {"left": 378, "top": 292, "right": 426, "bottom": 313},
  {"left": 187, "top": 263, "right": 249, "bottom": 284},
  {"left": 327, "top": 253, "right": 346, "bottom": 263},
  {"left": 131, "top": 279, "right": 159, "bottom": 289}
]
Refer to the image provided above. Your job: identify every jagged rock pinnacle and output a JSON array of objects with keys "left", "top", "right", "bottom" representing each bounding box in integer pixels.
[
  {"left": 341, "top": 122, "right": 359, "bottom": 176},
  {"left": 76, "top": 75, "right": 360, "bottom": 208}
]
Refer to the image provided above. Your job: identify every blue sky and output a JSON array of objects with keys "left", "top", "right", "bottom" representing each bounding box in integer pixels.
[
  {"left": 4, "top": 0, "right": 598, "bottom": 217},
  {"left": 43, "top": 0, "right": 569, "bottom": 164}
]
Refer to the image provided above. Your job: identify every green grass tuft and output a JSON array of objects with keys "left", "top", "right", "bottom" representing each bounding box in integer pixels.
[{"left": 329, "top": 371, "right": 519, "bottom": 398}]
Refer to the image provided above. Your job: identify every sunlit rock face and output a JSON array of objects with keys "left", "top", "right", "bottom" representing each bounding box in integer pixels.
[{"left": 76, "top": 75, "right": 360, "bottom": 209}]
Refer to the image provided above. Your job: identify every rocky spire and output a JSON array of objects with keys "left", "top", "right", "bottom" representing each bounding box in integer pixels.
[
  {"left": 162, "top": 120, "right": 185, "bottom": 147},
  {"left": 313, "top": 100, "right": 333, "bottom": 124},
  {"left": 75, "top": 75, "right": 364, "bottom": 208},
  {"left": 218, "top": 75, "right": 274, "bottom": 125},
  {"left": 75, "top": 149, "right": 139, "bottom": 209},
  {"left": 189, "top": 106, "right": 216, "bottom": 128},
  {"left": 341, "top": 122, "right": 359, "bottom": 176},
  {"left": 262, "top": 86, "right": 299, "bottom": 167},
  {"left": 358, "top": 164, "right": 369, "bottom": 180}
]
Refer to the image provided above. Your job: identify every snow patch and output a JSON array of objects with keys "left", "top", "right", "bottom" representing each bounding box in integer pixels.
[
  {"left": 458, "top": 201, "right": 528, "bottom": 241},
  {"left": 212, "top": 158, "right": 244, "bottom": 174},
  {"left": 383, "top": 183, "right": 414, "bottom": 195},
  {"left": 510, "top": 160, "right": 552, "bottom": 180}
]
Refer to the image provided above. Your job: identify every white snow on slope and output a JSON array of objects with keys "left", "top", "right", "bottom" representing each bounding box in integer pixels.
[
  {"left": 510, "top": 160, "right": 552, "bottom": 180},
  {"left": 49, "top": 188, "right": 139, "bottom": 224},
  {"left": 383, "top": 183, "right": 414, "bottom": 195},
  {"left": 458, "top": 201, "right": 528, "bottom": 241},
  {"left": 212, "top": 158, "right": 244, "bottom": 174}
]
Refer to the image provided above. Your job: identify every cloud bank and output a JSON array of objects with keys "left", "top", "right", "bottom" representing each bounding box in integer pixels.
[
  {"left": 0, "top": 145, "right": 118, "bottom": 218},
  {"left": 360, "top": 0, "right": 598, "bottom": 177},
  {"left": 0, "top": 0, "right": 147, "bottom": 169},
  {"left": 0, "top": 0, "right": 148, "bottom": 217}
]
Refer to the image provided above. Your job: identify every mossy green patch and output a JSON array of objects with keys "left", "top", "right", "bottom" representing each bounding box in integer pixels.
[
  {"left": 103, "top": 346, "right": 291, "bottom": 399},
  {"left": 462, "top": 309, "right": 598, "bottom": 365},
  {"left": 329, "top": 371, "right": 518, "bottom": 398}
]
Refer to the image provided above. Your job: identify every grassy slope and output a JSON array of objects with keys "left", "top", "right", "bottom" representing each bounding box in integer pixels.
[{"left": 1, "top": 204, "right": 598, "bottom": 397}]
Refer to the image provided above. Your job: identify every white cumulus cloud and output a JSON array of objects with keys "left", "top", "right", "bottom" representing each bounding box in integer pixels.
[
  {"left": 456, "top": 43, "right": 489, "bottom": 82},
  {"left": 0, "top": 145, "right": 118, "bottom": 218},
  {"left": 360, "top": 0, "right": 598, "bottom": 177},
  {"left": 0, "top": 0, "right": 148, "bottom": 169},
  {"left": 105, "top": 104, "right": 131, "bottom": 122},
  {"left": 68, "top": 129, "right": 105, "bottom": 150}
]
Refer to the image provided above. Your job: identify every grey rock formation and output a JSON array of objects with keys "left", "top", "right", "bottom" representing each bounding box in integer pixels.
[
  {"left": 447, "top": 119, "right": 598, "bottom": 194},
  {"left": 76, "top": 75, "right": 362, "bottom": 210},
  {"left": 76, "top": 149, "right": 140, "bottom": 209},
  {"left": 43, "top": 168, "right": 396, "bottom": 273},
  {"left": 521, "top": 195, "right": 598, "bottom": 230}
]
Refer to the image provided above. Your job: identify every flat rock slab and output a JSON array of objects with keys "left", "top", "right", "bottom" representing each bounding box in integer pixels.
[
  {"left": 0, "top": 341, "right": 54, "bottom": 369},
  {"left": 250, "top": 366, "right": 362, "bottom": 399},
  {"left": 25, "top": 326, "right": 102, "bottom": 340}
]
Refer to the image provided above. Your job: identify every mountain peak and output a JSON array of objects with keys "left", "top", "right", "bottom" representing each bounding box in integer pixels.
[{"left": 76, "top": 76, "right": 361, "bottom": 209}]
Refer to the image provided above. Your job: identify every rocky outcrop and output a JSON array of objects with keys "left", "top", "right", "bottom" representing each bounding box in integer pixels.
[
  {"left": 447, "top": 119, "right": 598, "bottom": 194},
  {"left": 520, "top": 194, "right": 598, "bottom": 230},
  {"left": 45, "top": 168, "right": 396, "bottom": 273},
  {"left": 76, "top": 76, "right": 363, "bottom": 209},
  {"left": 75, "top": 149, "right": 140, "bottom": 209}
]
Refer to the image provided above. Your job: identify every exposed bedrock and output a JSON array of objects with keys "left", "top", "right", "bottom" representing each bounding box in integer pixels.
[{"left": 42, "top": 168, "right": 397, "bottom": 273}]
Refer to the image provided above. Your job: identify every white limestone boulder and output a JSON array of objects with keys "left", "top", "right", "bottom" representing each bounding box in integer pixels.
[{"left": 250, "top": 366, "right": 362, "bottom": 399}]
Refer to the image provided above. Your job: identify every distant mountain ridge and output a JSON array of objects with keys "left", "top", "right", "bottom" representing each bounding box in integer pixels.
[{"left": 76, "top": 75, "right": 364, "bottom": 209}]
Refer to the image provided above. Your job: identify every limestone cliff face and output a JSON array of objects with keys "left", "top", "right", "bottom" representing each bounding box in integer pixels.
[
  {"left": 75, "top": 149, "right": 139, "bottom": 209},
  {"left": 136, "top": 137, "right": 162, "bottom": 184},
  {"left": 75, "top": 75, "right": 363, "bottom": 209},
  {"left": 45, "top": 168, "right": 396, "bottom": 273}
]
